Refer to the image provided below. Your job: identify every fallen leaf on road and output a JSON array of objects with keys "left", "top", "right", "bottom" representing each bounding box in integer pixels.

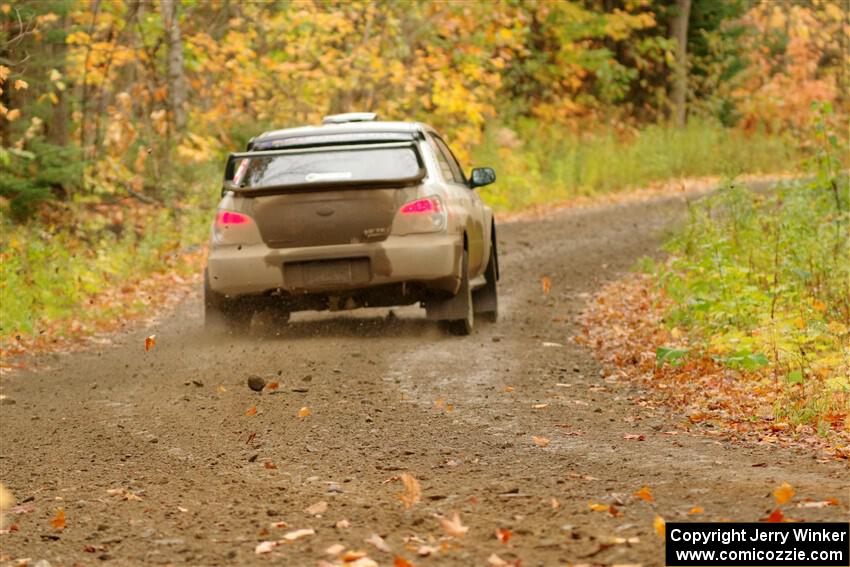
[
  {"left": 542, "top": 276, "right": 551, "bottom": 294},
  {"left": 283, "top": 528, "right": 315, "bottom": 541},
  {"left": 532, "top": 436, "right": 550, "bottom": 447},
  {"left": 796, "top": 499, "right": 839, "bottom": 508},
  {"left": 760, "top": 509, "right": 785, "bottom": 523},
  {"left": 245, "top": 406, "right": 257, "bottom": 416},
  {"left": 653, "top": 515, "right": 665, "bottom": 538},
  {"left": 633, "top": 486, "right": 653, "bottom": 502},
  {"left": 51, "top": 508, "right": 65, "bottom": 529},
  {"left": 488, "top": 554, "right": 521, "bottom": 566},
  {"left": 394, "top": 557, "right": 416, "bottom": 567},
  {"left": 609, "top": 536, "right": 641, "bottom": 544},
  {"left": 439, "top": 512, "right": 469, "bottom": 537},
  {"left": 773, "top": 482, "right": 795, "bottom": 505},
  {"left": 342, "top": 550, "right": 367, "bottom": 561},
  {"left": 270, "top": 520, "right": 288, "bottom": 528},
  {"left": 335, "top": 519, "right": 351, "bottom": 529},
  {"left": 542, "top": 341, "right": 563, "bottom": 347},
  {"left": 83, "top": 544, "right": 105, "bottom": 553},
  {"left": 144, "top": 334, "right": 156, "bottom": 352},
  {"left": 177, "top": 506, "right": 188, "bottom": 513},
  {"left": 624, "top": 434, "right": 645, "bottom": 441},
  {"left": 106, "top": 488, "right": 142, "bottom": 501},
  {"left": 589, "top": 502, "right": 610, "bottom": 512},
  {"left": 264, "top": 462, "right": 277, "bottom": 469},
  {"left": 266, "top": 382, "right": 279, "bottom": 390},
  {"left": 325, "top": 543, "right": 345, "bottom": 556},
  {"left": 216, "top": 385, "right": 227, "bottom": 394},
  {"left": 298, "top": 406, "right": 311, "bottom": 418},
  {"left": 366, "top": 533, "right": 391, "bottom": 553},
  {"left": 532, "top": 403, "right": 549, "bottom": 409},
  {"left": 417, "top": 545, "right": 438, "bottom": 557},
  {"left": 503, "top": 386, "right": 514, "bottom": 393},
  {"left": 396, "top": 473, "right": 421, "bottom": 509},
  {"left": 495, "top": 528, "right": 512, "bottom": 544},
  {"left": 305, "top": 500, "right": 328, "bottom": 516},
  {"left": 434, "top": 398, "right": 445, "bottom": 410},
  {"left": 255, "top": 540, "right": 278, "bottom": 554},
  {"left": 348, "top": 556, "right": 378, "bottom": 567},
  {"left": 688, "top": 506, "right": 704, "bottom": 515},
  {"left": 551, "top": 497, "right": 560, "bottom": 508}
]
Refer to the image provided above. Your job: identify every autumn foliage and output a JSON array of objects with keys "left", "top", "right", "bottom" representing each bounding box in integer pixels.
[{"left": 578, "top": 111, "right": 849, "bottom": 458}]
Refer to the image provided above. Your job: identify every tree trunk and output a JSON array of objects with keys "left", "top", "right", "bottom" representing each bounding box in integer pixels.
[
  {"left": 670, "top": 0, "right": 691, "bottom": 128},
  {"left": 47, "top": 13, "right": 70, "bottom": 148},
  {"left": 160, "top": 0, "right": 188, "bottom": 131}
]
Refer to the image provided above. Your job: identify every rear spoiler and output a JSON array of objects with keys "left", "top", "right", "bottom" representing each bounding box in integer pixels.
[{"left": 222, "top": 142, "right": 426, "bottom": 195}]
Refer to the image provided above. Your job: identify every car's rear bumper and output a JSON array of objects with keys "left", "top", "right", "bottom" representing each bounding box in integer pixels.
[{"left": 207, "top": 233, "right": 461, "bottom": 298}]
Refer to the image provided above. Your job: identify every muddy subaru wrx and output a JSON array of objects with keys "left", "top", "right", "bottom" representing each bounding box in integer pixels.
[{"left": 204, "top": 113, "right": 499, "bottom": 335}]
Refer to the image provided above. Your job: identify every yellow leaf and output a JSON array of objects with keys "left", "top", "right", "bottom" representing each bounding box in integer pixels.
[
  {"left": 51, "top": 508, "right": 66, "bottom": 529},
  {"left": 5, "top": 108, "right": 20, "bottom": 121},
  {"left": 773, "top": 482, "right": 794, "bottom": 505},
  {"left": 589, "top": 502, "right": 610, "bottom": 512},
  {"left": 144, "top": 334, "right": 156, "bottom": 352},
  {"left": 396, "top": 472, "right": 421, "bottom": 509},
  {"left": 298, "top": 406, "right": 310, "bottom": 418},
  {"left": 634, "top": 486, "right": 654, "bottom": 502},
  {"left": 653, "top": 515, "right": 665, "bottom": 538},
  {"left": 245, "top": 406, "right": 257, "bottom": 416},
  {"left": 13, "top": 79, "right": 27, "bottom": 90},
  {"left": 541, "top": 276, "right": 551, "bottom": 294},
  {"left": 688, "top": 506, "right": 704, "bottom": 515},
  {"left": 532, "top": 436, "right": 550, "bottom": 447}
]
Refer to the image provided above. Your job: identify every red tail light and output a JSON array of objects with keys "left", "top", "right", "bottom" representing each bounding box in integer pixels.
[
  {"left": 400, "top": 197, "right": 441, "bottom": 214},
  {"left": 216, "top": 211, "right": 251, "bottom": 225}
]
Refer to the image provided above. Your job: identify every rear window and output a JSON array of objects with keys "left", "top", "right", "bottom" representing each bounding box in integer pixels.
[{"left": 232, "top": 145, "right": 422, "bottom": 189}]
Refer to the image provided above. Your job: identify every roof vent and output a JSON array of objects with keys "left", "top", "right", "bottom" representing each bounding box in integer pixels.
[{"left": 322, "top": 112, "right": 378, "bottom": 125}]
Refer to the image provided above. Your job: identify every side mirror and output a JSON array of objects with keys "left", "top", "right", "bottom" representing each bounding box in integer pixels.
[{"left": 469, "top": 167, "right": 496, "bottom": 189}]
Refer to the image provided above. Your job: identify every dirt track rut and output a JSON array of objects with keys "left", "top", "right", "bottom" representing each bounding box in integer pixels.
[{"left": 1, "top": 191, "right": 847, "bottom": 566}]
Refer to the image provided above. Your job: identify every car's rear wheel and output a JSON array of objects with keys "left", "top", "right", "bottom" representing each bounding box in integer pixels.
[
  {"left": 473, "top": 241, "right": 499, "bottom": 323},
  {"left": 435, "top": 250, "right": 474, "bottom": 336},
  {"left": 204, "top": 269, "right": 252, "bottom": 334}
]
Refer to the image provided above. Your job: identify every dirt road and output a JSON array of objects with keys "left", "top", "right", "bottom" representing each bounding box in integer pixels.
[{"left": 1, "top": 191, "right": 847, "bottom": 566}]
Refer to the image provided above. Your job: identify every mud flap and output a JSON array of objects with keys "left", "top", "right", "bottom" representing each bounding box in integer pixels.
[
  {"left": 424, "top": 250, "right": 466, "bottom": 320},
  {"left": 473, "top": 242, "right": 498, "bottom": 322}
]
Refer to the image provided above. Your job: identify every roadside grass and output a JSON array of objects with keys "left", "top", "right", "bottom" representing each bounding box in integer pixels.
[
  {"left": 653, "top": 111, "right": 850, "bottom": 429},
  {"left": 579, "top": 116, "right": 849, "bottom": 456},
  {"left": 474, "top": 119, "right": 798, "bottom": 211},
  {"left": 0, "top": 200, "right": 213, "bottom": 345},
  {"left": 654, "top": 171, "right": 849, "bottom": 427}
]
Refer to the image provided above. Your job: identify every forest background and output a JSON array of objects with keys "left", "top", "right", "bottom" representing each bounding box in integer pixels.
[{"left": 1, "top": 0, "right": 848, "bottom": 352}]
